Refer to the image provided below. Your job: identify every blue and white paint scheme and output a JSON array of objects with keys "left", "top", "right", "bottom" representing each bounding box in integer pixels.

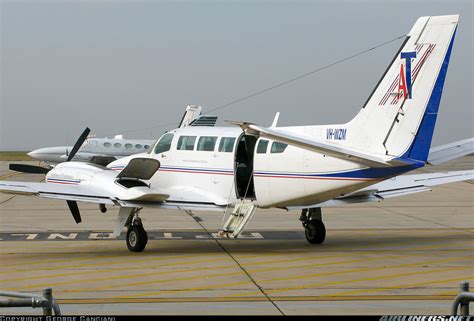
[{"left": 1, "top": 15, "right": 472, "bottom": 252}]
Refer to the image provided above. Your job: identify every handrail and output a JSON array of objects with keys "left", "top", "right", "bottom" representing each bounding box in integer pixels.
[
  {"left": 452, "top": 281, "right": 473, "bottom": 316},
  {"left": 0, "top": 287, "right": 61, "bottom": 315}
]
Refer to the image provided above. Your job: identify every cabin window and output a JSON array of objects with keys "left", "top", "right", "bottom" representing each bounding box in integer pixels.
[
  {"left": 114, "top": 143, "right": 122, "bottom": 148},
  {"left": 218, "top": 137, "right": 236, "bottom": 153},
  {"left": 144, "top": 145, "right": 150, "bottom": 150},
  {"left": 177, "top": 136, "right": 196, "bottom": 151},
  {"left": 135, "top": 144, "right": 142, "bottom": 149},
  {"left": 271, "top": 142, "right": 288, "bottom": 153},
  {"left": 197, "top": 136, "right": 217, "bottom": 151},
  {"left": 125, "top": 143, "right": 133, "bottom": 149},
  {"left": 154, "top": 133, "right": 174, "bottom": 154},
  {"left": 103, "top": 142, "right": 111, "bottom": 148},
  {"left": 256, "top": 139, "right": 269, "bottom": 154}
]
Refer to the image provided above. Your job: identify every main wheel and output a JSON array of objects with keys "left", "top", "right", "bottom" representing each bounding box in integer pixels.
[
  {"left": 126, "top": 225, "right": 148, "bottom": 252},
  {"left": 304, "top": 220, "right": 326, "bottom": 244}
]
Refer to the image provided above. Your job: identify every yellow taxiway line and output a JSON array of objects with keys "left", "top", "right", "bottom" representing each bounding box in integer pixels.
[{"left": 57, "top": 294, "right": 456, "bottom": 304}]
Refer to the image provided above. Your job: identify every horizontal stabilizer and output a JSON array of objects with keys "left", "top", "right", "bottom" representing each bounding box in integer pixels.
[{"left": 428, "top": 138, "right": 474, "bottom": 165}]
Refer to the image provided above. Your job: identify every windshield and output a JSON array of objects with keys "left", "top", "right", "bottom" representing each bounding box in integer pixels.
[{"left": 153, "top": 133, "right": 174, "bottom": 154}]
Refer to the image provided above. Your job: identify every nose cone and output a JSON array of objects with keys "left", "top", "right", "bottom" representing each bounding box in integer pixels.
[{"left": 28, "top": 146, "right": 71, "bottom": 163}]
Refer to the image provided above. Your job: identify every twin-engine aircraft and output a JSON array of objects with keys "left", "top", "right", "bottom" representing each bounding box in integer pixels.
[{"left": 1, "top": 15, "right": 473, "bottom": 252}]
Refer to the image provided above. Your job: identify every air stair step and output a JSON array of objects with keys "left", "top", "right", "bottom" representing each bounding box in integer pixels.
[{"left": 219, "top": 200, "right": 257, "bottom": 238}]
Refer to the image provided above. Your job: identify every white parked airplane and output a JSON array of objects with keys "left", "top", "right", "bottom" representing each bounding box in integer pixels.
[
  {"left": 1, "top": 15, "right": 472, "bottom": 252},
  {"left": 26, "top": 135, "right": 155, "bottom": 167},
  {"left": 24, "top": 105, "right": 207, "bottom": 168}
]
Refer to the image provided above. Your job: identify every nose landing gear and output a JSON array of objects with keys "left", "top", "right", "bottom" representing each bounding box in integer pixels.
[{"left": 300, "top": 207, "right": 326, "bottom": 244}]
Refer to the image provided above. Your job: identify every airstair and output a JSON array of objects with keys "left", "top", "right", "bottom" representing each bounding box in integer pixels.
[{"left": 219, "top": 199, "right": 257, "bottom": 238}]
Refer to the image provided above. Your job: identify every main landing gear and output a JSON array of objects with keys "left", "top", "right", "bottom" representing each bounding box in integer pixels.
[
  {"left": 113, "top": 207, "right": 149, "bottom": 252},
  {"left": 126, "top": 217, "right": 148, "bottom": 252},
  {"left": 300, "top": 207, "right": 326, "bottom": 244}
]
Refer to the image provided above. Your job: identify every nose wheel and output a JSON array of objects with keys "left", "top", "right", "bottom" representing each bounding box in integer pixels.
[
  {"left": 300, "top": 208, "right": 326, "bottom": 244},
  {"left": 126, "top": 217, "right": 148, "bottom": 252}
]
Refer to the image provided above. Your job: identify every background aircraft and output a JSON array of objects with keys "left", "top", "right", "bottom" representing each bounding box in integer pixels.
[
  {"left": 24, "top": 105, "right": 207, "bottom": 168},
  {"left": 27, "top": 135, "right": 155, "bottom": 167},
  {"left": 1, "top": 15, "right": 472, "bottom": 253}
]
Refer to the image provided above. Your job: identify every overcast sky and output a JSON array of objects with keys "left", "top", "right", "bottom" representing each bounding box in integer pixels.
[{"left": 0, "top": 0, "right": 472, "bottom": 151}]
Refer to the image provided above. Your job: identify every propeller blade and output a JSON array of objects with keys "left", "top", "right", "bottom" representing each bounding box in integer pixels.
[
  {"left": 66, "top": 200, "right": 82, "bottom": 224},
  {"left": 67, "top": 127, "right": 91, "bottom": 162},
  {"left": 9, "top": 164, "right": 50, "bottom": 174}
]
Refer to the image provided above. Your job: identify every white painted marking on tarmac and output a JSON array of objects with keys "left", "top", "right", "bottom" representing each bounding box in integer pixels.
[
  {"left": 195, "top": 232, "right": 264, "bottom": 239},
  {"left": 11, "top": 233, "right": 38, "bottom": 240},
  {"left": 89, "top": 233, "right": 115, "bottom": 239},
  {"left": 238, "top": 233, "right": 264, "bottom": 239},
  {"left": 155, "top": 232, "right": 182, "bottom": 239},
  {"left": 47, "top": 233, "right": 78, "bottom": 240}
]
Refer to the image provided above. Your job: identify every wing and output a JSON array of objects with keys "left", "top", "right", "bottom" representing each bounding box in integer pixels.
[
  {"left": 428, "top": 138, "right": 474, "bottom": 165},
  {"left": 287, "top": 170, "right": 474, "bottom": 209},
  {"left": 0, "top": 181, "right": 117, "bottom": 204},
  {"left": 228, "top": 121, "right": 399, "bottom": 167},
  {"left": 116, "top": 185, "right": 229, "bottom": 211},
  {"left": 0, "top": 181, "right": 169, "bottom": 204},
  {"left": 0, "top": 180, "right": 224, "bottom": 212}
]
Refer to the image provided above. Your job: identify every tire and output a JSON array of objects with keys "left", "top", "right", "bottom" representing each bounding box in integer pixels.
[
  {"left": 304, "top": 220, "right": 326, "bottom": 244},
  {"left": 126, "top": 225, "right": 148, "bottom": 252}
]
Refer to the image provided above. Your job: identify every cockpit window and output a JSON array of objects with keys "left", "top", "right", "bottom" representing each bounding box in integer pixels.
[
  {"left": 271, "top": 142, "right": 288, "bottom": 153},
  {"left": 257, "top": 139, "right": 269, "bottom": 154},
  {"left": 177, "top": 136, "right": 196, "bottom": 151},
  {"left": 197, "top": 136, "right": 217, "bottom": 151},
  {"left": 154, "top": 133, "right": 174, "bottom": 154},
  {"left": 218, "top": 137, "right": 236, "bottom": 153}
]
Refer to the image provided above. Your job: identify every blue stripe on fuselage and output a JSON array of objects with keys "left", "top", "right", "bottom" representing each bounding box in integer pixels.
[{"left": 255, "top": 163, "right": 421, "bottom": 180}]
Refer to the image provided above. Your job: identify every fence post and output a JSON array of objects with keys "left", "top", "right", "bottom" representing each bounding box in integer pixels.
[{"left": 42, "top": 288, "right": 53, "bottom": 316}]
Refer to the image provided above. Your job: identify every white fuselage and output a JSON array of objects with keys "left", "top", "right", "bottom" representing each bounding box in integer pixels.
[{"left": 108, "top": 126, "right": 412, "bottom": 209}]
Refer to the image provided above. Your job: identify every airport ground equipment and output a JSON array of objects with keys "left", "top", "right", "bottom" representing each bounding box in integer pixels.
[
  {"left": 452, "top": 281, "right": 473, "bottom": 316},
  {"left": 0, "top": 287, "right": 61, "bottom": 315}
]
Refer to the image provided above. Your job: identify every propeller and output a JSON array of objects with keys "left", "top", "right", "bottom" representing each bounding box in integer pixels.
[
  {"left": 67, "top": 127, "right": 90, "bottom": 161},
  {"left": 9, "top": 164, "right": 50, "bottom": 174},
  {"left": 67, "top": 200, "right": 82, "bottom": 224},
  {"left": 10, "top": 127, "right": 91, "bottom": 224},
  {"left": 9, "top": 128, "right": 91, "bottom": 175},
  {"left": 63, "top": 127, "right": 90, "bottom": 224}
]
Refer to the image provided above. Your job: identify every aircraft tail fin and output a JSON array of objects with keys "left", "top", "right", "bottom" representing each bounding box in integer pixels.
[{"left": 344, "top": 15, "right": 459, "bottom": 163}]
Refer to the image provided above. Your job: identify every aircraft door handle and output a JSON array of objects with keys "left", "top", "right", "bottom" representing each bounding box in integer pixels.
[{"left": 161, "top": 154, "right": 167, "bottom": 158}]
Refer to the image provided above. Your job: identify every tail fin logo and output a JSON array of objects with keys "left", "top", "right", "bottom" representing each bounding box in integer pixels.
[
  {"left": 378, "top": 44, "right": 435, "bottom": 106},
  {"left": 399, "top": 51, "right": 417, "bottom": 99}
]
